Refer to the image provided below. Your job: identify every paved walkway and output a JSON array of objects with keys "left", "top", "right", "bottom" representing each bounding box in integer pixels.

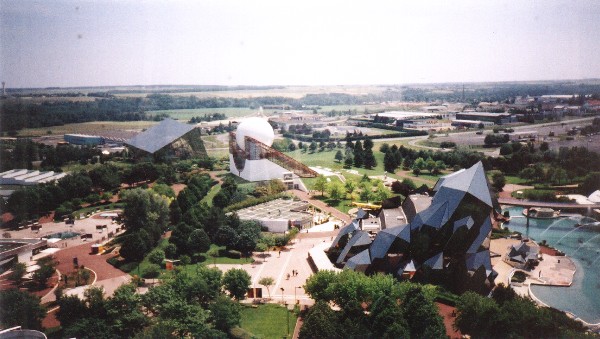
[
  {"left": 290, "top": 189, "right": 351, "bottom": 224},
  {"left": 215, "top": 230, "right": 337, "bottom": 307}
]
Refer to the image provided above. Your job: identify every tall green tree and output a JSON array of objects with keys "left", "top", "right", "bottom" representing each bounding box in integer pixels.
[
  {"left": 299, "top": 301, "right": 342, "bottom": 339},
  {"left": 222, "top": 268, "right": 251, "bottom": 300},
  {"left": 0, "top": 289, "right": 46, "bottom": 330},
  {"left": 121, "top": 188, "right": 170, "bottom": 242},
  {"left": 353, "top": 141, "right": 364, "bottom": 168},
  {"left": 313, "top": 175, "right": 328, "bottom": 196}
]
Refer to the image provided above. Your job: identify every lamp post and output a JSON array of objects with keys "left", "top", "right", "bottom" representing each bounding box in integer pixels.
[{"left": 295, "top": 286, "right": 302, "bottom": 304}]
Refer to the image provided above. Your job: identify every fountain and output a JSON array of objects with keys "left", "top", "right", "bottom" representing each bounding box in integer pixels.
[
  {"left": 556, "top": 226, "right": 584, "bottom": 244},
  {"left": 571, "top": 233, "right": 600, "bottom": 256}
]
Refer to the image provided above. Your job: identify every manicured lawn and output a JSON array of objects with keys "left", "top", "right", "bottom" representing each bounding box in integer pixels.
[
  {"left": 147, "top": 107, "right": 276, "bottom": 120},
  {"left": 504, "top": 175, "right": 530, "bottom": 185},
  {"left": 16, "top": 121, "right": 157, "bottom": 137},
  {"left": 201, "top": 183, "right": 221, "bottom": 206},
  {"left": 238, "top": 304, "right": 298, "bottom": 339}
]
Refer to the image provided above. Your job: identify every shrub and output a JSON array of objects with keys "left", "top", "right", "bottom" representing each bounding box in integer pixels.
[
  {"left": 142, "top": 264, "right": 161, "bottom": 278},
  {"left": 179, "top": 255, "right": 191, "bottom": 265},
  {"left": 227, "top": 250, "right": 242, "bottom": 259},
  {"left": 147, "top": 249, "right": 165, "bottom": 265}
]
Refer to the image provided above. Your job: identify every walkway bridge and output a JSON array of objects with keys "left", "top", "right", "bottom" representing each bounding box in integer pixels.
[{"left": 498, "top": 197, "right": 600, "bottom": 212}]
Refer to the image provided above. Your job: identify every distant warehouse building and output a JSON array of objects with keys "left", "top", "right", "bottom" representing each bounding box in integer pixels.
[
  {"left": 455, "top": 112, "right": 514, "bottom": 125},
  {"left": 64, "top": 134, "right": 104, "bottom": 146},
  {"left": 0, "top": 169, "right": 68, "bottom": 199}
]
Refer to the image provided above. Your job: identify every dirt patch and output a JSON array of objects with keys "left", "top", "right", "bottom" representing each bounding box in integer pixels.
[
  {"left": 171, "top": 183, "right": 187, "bottom": 196},
  {"left": 436, "top": 302, "right": 462, "bottom": 339}
]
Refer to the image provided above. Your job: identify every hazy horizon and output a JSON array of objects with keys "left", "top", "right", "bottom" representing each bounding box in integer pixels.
[{"left": 2, "top": 0, "right": 600, "bottom": 89}]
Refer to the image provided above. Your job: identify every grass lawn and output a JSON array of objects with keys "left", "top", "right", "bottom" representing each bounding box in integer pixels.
[
  {"left": 147, "top": 107, "right": 281, "bottom": 120},
  {"left": 201, "top": 183, "right": 221, "bottom": 207},
  {"left": 16, "top": 121, "right": 157, "bottom": 137},
  {"left": 238, "top": 304, "right": 298, "bottom": 339},
  {"left": 504, "top": 175, "right": 530, "bottom": 185}
]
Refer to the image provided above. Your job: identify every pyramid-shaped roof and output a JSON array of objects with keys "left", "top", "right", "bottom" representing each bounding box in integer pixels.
[
  {"left": 126, "top": 119, "right": 195, "bottom": 154},
  {"left": 369, "top": 224, "right": 410, "bottom": 259},
  {"left": 433, "top": 162, "right": 493, "bottom": 207},
  {"left": 345, "top": 249, "right": 371, "bottom": 271},
  {"left": 337, "top": 231, "right": 371, "bottom": 264},
  {"left": 424, "top": 252, "right": 444, "bottom": 270},
  {"left": 330, "top": 220, "right": 359, "bottom": 249},
  {"left": 466, "top": 250, "right": 492, "bottom": 272}
]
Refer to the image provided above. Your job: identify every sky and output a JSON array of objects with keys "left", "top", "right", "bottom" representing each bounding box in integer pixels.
[{"left": 1, "top": 0, "right": 600, "bottom": 88}]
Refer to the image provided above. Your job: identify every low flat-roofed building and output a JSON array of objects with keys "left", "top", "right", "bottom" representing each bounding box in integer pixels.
[
  {"left": 233, "top": 198, "right": 313, "bottom": 233},
  {"left": 455, "top": 112, "right": 514, "bottom": 124},
  {"left": 0, "top": 238, "right": 47, "bottom": 269},
  {"left": 64, "top": 134, "right": 104, "bottom": 146},
  {"left": 0, "top": 169, "right": 67, "bottom": 185}
]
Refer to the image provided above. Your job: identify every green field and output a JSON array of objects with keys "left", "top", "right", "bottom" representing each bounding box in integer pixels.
[
  {"left": 147, "top": 107, "right": 282, "bottom": 120},
  {"left": 16, "top": 121, "right": 158, "bottom": 137},
  {"left": 237, "top": 304, "right": 298, "bottom": 339}
]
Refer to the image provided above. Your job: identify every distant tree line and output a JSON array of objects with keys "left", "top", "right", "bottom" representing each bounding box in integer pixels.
[{"left": 188, "top": 113, "right": 227, "bottom": 123}]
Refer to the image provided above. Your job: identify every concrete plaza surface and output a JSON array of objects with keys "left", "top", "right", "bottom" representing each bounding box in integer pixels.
[
  {"left": 215, "top": 230, "right": 339, "bottom": 307},
  {"left": 7, "top": 211, "right": 123, "bottom": 248}
]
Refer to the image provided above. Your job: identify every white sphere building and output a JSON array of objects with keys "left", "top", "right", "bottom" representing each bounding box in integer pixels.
[{"left": 229, "top": 116, "right": 316, "bottom": 184}]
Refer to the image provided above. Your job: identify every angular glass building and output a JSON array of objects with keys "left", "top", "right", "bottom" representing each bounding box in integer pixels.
[{"left": 330, "top": 162, "right": 498, "bottom": 294}]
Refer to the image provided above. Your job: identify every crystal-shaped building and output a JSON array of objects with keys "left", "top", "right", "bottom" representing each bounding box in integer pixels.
[{"left": 330, "top": 162, "right": 498, "bottom": 294}]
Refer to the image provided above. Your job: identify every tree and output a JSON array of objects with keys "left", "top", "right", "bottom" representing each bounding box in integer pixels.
[
  {"left": 344, "top": 153, "right": 354, "bottom": 168},
  {"left": 235, "top": 220, "right": 262, "bottom": 253},
  {"left": 334, "top": 150, "right": 344, "bottom": 162},
  {"left": 148, "top": 249, "right": 166, "bottom": 265},
  {"left": 304, "top": 270, "right": 337, "bottom": 302},
  {"left": 89, "top": 163, "right": 121, "bottom": 191},
  {"left": 401, "top": 286, "right": 446, "bottom": 339},
  {"left": 188, "top": 229, "right": 211, "bottom": 253},
  {"left": 379, "top": 143, "right": 390, "bottom": 153},
  {"left": 121, "top": 188, "right": 170, "bottom": 242},
  {"left": 8, "top": 262, "right": 27, "bottom": 285},
  {"left": 222, "top": 268, "right": 251, "bottom": 300},
  {"left": 299, "top": 301, "right": 342, "bottom": 339},
  {"left": 489, "top": 170, "right": 506, "bottom": 191},
  {"left": 314, "top": 175, "right": 328, "bottom": 196},
  {"left": 209, "top": 295, "right": 241, "bottom": 333},
  {"left": 370, "top": 295, "right": 410, "bottom": 339},
  {"left": 258, "top": 276, "right": 275, "bottom": 299},
  {"left": 455, "top": 291, "right": 499, "bottom": 338},
  {"left": 309, "top": 141, "right": 317, "bottom": 153},
  {"left": 364, "top": 148, "right": 377, "bottom": 169},
  {"left": 33, "top": 263, "right": 55, "bottom": 288},
  {"left": 372, "top": 182, "right": 391, "bottom": 202},
  {"left": 384, "top": 150, "right": 398, "bottom": 173},
  {"left": 353, "top": 141, "right": 364, "bottom": 167},
  {"left": 327, "top": 181, "right": 345, "bottom": 201},
  {"left": 120, "top": 230, "right": 152, "bottom": 262},
  {"left": 106, "top": 284, "right": 148, "bottom": 338},
  {"left": 57, "top": 294, "right": 88, "bottom": 328},
  {"left": 425, "top": 157, "right": 436, "bottom": 174},
  {"left": 580, "top": 172, "right": 600, "bottom": 195},
  {"left": 0, "top": 289, "right": 46, "bottom": 330}
]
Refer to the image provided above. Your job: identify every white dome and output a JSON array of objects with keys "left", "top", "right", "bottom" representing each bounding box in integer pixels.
[{"left": 235, "top": 117, "right": 274, "bottom": 150}]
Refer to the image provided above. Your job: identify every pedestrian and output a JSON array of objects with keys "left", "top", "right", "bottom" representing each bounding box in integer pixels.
[
  {"left": 278, "top": 251, "right": 281, "bottom": 258},
  {"left": 287, "top": 273, "right": 290, "bottom": 280}
]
